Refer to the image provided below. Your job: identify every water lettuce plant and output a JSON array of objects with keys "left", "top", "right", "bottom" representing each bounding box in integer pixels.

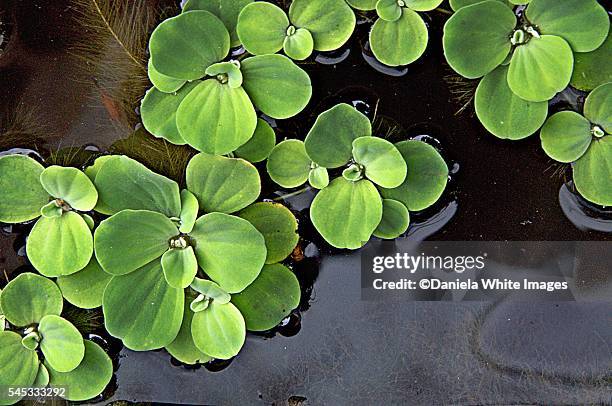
[
  {"left": 0, "top": 273, "right": 112, "bottom": 404},
  {"left": 540, "top": 82, "right": 611, "bottom": 206},
  {"left": 142, "top": 9, "right": 311, "bottom": 154},
  {"left": 236, "top": 0, "right": 356, "bottom": 60},
  {"left": 346, "top": 0, "right": 443, "bottom": 67},
  {"left": 0, "top": 155, "right": 97, "bottom": 277},
  {"left": 267, "top": 103, "right": 448, "bottom": 248}
]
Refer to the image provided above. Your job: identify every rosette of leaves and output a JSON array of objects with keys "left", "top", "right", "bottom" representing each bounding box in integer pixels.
[
  {"left": 346, "top": 0, "right": 443, "bottom": 67},
  {"left": 142, "top": 9, "right": 311, "bottom": 154},
  {"left": 0, "top": 273, "right": 112, "bottom": 404},
  {"left": 540, "top": 82, "right": 611, "bottom": 206},
  {"left": 0, "top": 155, "right": 97, "bottom": 277},
  {"left": 236, "top": 0, "right": 356, "bottom": 61},
  {"left": 266, "top": 103, "right": 448, "bottom": 248}
]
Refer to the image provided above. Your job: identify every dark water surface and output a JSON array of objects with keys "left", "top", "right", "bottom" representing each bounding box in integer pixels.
[{"left": 0, "top": 0, "right": 610, "bottom": 404}]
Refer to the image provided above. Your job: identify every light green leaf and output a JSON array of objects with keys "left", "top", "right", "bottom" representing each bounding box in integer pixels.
[
  {"left": 27, "top": 212, "right": 93, "bottom": 277},
  {"left": 140, "top": 82, "right": 199, "bottom": 145},
  {"left": 183, "top": 0, "right": 253, "bottom": 47},
  {"left": 573, "top": 136, "right": 612, "bottom": 206},
  {"left": 176, "top": 79, "right": 257, "bottom": 154},
  {"left": 93, "top": 155, "right": 181, "bottom": 217},
  {"left": 46, "top": 340, "right": 113, "bottom": 402},
  {"left": 84, "top": 155, "right": 113, "bottom": 181},
  {"left": 94, "top": 210, "right": 177, "bottom": 275},
  {"left": 508, "top": 35, "right": 573, "bottom": 102},
  {"left": 186, "top": 153, "right": 260, "bottom": 214},
  {"left": 241, "top": 54, "right": 312, "bottom": 119},
  {"left": 190, "top": 278, "right": 231, "bottom": 304},
  {"left": 526, "top": 0, "right": 609, "bottom": 53},
  {"left": 81, "top": 213, "right": 95, "bottom": 230},
  {"left": 149, "top": 10, "right": 230, "bottom": 80},
  {"left": 190, "top": 213, "right": 266, "bottom": 293},
  {"left": 571, "top": 32, "right": 612, "bottom": 92},
  {"left": 0, "top": 155, "right": 49, "bottom": 223},
  {"left": 179, "top": 189, "right": 199, "bottom": 234},
  {"left": 373, "top": 199, "right": 410, "bottom": 239},
  {"left": 540, "top": 111, "right": 592, "bottom": 163},
  {"left": 403, "top": 0, "right": 444, "bottom": 11},
  {"left": 584, "top": 82, "right": 612, "bottom": 133},
  {"left": 206, "top": 61, "right": 243, "bottom": 88},
  {"left": 57, "top": 258, "right": 112, "bottom": 309},
  {"left": 232, "top": 264, "right": 300, "bottom": 331},
  {"left": 192, "top": 301, "right": 246, "bottom": 359},
  {"left": 449, "top": 0, "right": 506, "bottom": 10},
  {"left": 379, "top": 140, "right": 448, "bottom": 211},
  {"left": 266, "top": 139, "right": 312, "bottom": 188},
  {"left": 40, "top": 201, "right": 62, "bottom": 218},
  {"left": 305, "top": 103, "right": 372, "bottom": 168},
  {"left": 236, "top": 2, "right": 289, "bottom": 55},
  {"left": 103, "top": 260, "right": 184, "bottom": 350},
  {"left": 289, "top": 0, "right": 356, "bottom": 51},
  {"left": 239, "top": 202, "right": 299, "bottom": 264},
  {"left": 147, "top": 59, "right": 186, "bottom": 93},
  {"left": 443, "top": 0, "right": 515, "bottom": 78},
  {"left": 165, "top": 293, "right": 212, "bottom": 365},
  {"left": 308, "top": 166, "right": 329, "bottom": 189},
  {"left": 39, "top": 166, "right": 98, "bottom": 212},
  {"left": 352, "top": 137, "right": 407, "bottom": 188},
  {"left": 0, "top": 331, "right": 39, "bottom": 405},
  {"left": 310, "top": 177, "right": 383, "bottom": 249},
  {"left": 371, "top": 8, "right": 428, "bottom": 66},
  {"left": 376, "top": 0, "right": 402, "bottom": 22},
  {"left": 33, "top": 364, "right": 49, "bottom": 388},
  {"left": 161, "top": 247, "right": 198, "bottom": 289},
  {"left": 283, "top": 27, "right": 314, "bottom": 60},
  {"left": 346, "top": 0, "right": 377, "bottom": 10},
  {"left": 38, "top": 315, "right": 84, "bottom": 373},
  {"left": 475, "top": 65, "right": 548, "bottom": 139},
  {"left": 235, "top": 118, "right": 276, "bottom": 163},
  {"left": 0, "top": 273, "right": 62, "bottom": 327}
]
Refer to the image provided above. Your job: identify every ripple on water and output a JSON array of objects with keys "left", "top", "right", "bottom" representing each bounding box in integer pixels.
[{"left": 559, "top": 182, "right": 612, "bottom": 233}]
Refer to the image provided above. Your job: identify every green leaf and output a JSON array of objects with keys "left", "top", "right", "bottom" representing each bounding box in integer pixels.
[
  {"left": 192, "top": 302, "right": 246, "bottom": 359},
  {"left": 93, "top": 155, "right": 181, "bottom": 217},
  {"left": 235, "top": 118, "right": 276, "bottom": 163},
  {"left": 573, "top": 136, "right": 612, "bottom": 206},
  {"left": 241, "top": 54, "right": 312, "bottom": 119},
  {"left": 0, "top": 273, "right": 62, "bottom": 327},
  {"left": 165, "top": 293, "right": 212, "bottom": 365},
  {"left": 176, "top": 79, "right": 257, "bottom": 154},
  {"left": 38, "top": 315, "right": 84, "bottom": 373},
  {"left": 376, "top": 0, "right": 402, "bottom": 22},
  {"left": 584, "top": 82, "right": 612, "bottom": 133},
  {"left": 403, "top": 0, "right": 444, "bottom": 11},
  {"left": 190, "top": 278, "right": 231, "bottom": 304},
  {"left": 508, "top": 35, "right": 574, "bottom": 102},
  {"left": 443, "top": 0, "right": 515, "bottom": 78},
  {"left": 373, "top": 199, "right": 410, "bottom": 239},
  {"left": 84, "top": 155, "right": 113, "bottom": 181},
  {"left": 140, "top": 82, "right": 199, "bottom": 145},
  {"left": 310, "top": 177, "right": 383, "bottom": 249},
  {"left": 206, "top": 61, "right": 244, "bottom": 88},
  {"left": 283, "top": 27, "right": 314, "bottom": 60},
  {"left": 239, "top": 202, "right": 299, "bottom": 264},
  {"left": 0, "top": 331, "right": 39, "bottom": 405},
  {"left": 449, "top": 0, "right": 508, "bottom": 11},
  {"left": 526, "top": 0, "right": 609, "bottom": 53},
  {"left": 186, "top": 153, "right": 260, "bottom": 214},
  {"left": 266, "top": 139, "right": 312, "bottom": 188},
  {"left": 39, "top": 166, "right": 98, "bottom": 212},
  {"left": 305, "top": 103, "right": 372, "bottom": 168},
  {"left": 232, "top": 264, "right": 300, "bottom": 331},
  {"left": 190, "top": 213, "right": 266, "bottom": 293},
  {"left": 103, "top": 260, "right": 184, "bottom": 350},
  {"left": 40, "top": 201, "right": 62, "bottom": 218},
  {"left": 475, "top": 65, "right": 548, "bottom": 139},
  {"left": 0, "top": 155, "right": 49, "bottom": 223},
  {"left": 161, "top": 247, "right": 198, "bottom": 289},
  {"left": 346, "top": 0, "right": 377, "bottom": 10},
  {"left": 149, "top": 10, "right": 230, "bottom": 80},
  {"left": 147, "top": 59, "right": 186, "bottom": 93},
  {"left": 379, "top": 140, "right": 448, "bottom": 211},
  {"left": 95, "top": 210, "right": 177, "bottom": 276},
  {"left": 308, "top": 166, "right": 329, "bottom": 189},
  {"left": 33, "top": 364, "right": 49, "bottom": 388},
  {"left": 56, "top": 258, "right": 112, "bottom": 309},
  {"left": 46, "top": 340, "right": 113, "bottom": 402},
  {"left": 27, "top": 212, "right": 93, "bottom": 277},
  {"left": 352, "top": 137, "right": 407, "bottom": 188},
  {"left": 571, "top": 32, "right": 612, "bottom": 92},
  {"left": 289, "top": 0, "right": 356, "bottom": 51},
  {"left": 370, "top": 8, "right": 428, "bottom": 66},
  {"left": 183, "top": 0, "right": 253, "bottom": 47},
  {"left": 540, "top": 111, "right": 592, "bottom": 162},
  {"left": 179, "top": 189, "right": 199, "bottom": 234},
  {"left": 236, "top": 2, "right": 289, "bottom": 55}
]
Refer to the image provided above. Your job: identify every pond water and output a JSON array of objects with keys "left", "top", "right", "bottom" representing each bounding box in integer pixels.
[{"left": 0, "top": 0, "right": 610, "bottom": 404}]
